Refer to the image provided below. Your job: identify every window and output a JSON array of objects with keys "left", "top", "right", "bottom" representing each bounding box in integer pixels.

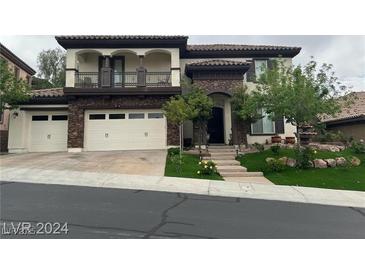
[
  {"left": 0, "top": 111, "right": 3, "bottom": 124},
  {"left": 32, "top": 115, "right": 48, "bottom": 121},
  {"left": 129, "top": 113, "right": 145, "bottom": 119},
  {"left": 89, "top": 114, "right": 106, "bottom": 120},
  {"left": 148, "top": 113, "right": 164, "bottom": 119},
  {"left": 52, "top": 115, "right": 68, "bottom": 121},
  {"left": 14, "top": 67, "right": 20, "bottom": 80},
  {"left": 255, "top": 59, "right": 268, "bottom": 80},
  {"left": 26, "top": 75, "right": 32, "bottom": 85},
  {"left": 251, "top": 109, "right": 275, "bottom": 134},
  {"left": 109, "top": 113, "right": 125, "bottom": 120}
]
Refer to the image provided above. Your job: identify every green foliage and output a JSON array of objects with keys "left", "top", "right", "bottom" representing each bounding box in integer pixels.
[
  {"left": 350, "top": 141, "right": 365, "bottom": 154},
  {"left": 37, "top": 48, "right": 66, "bottom": 87},
  {"left": 168, "top": 153, "right": 184, "bottom": 175},
  {"left": 31, "top": 76, "right": 54, "bottom": 90},
  {"left": 0, "top": 59, "right": 31, "bottom": 112},
  {"left": 294, "top": 147, "right": 315, "bottom": 169},
  {"left": 198, "top": 160, "right": 218, "bottom": 175},
  {"left": 162, "top": 96, "right": 190, "bottom": 126},
  {"left": 255, "top": 58, "right": 352, "bottom": 134},
  {"left": 266, "top": 158, "right": 286, "bottom": 172},
  {"left": 168, "top": 147, "right": 180, "bottom": 156},
  {"left": 252, "top": 142, "right": 265, "bottom": 152},
  {"left": 231, "top": 85, "right": 263, "bottom": 121},
  {"left": 270, "top": 144, "right": 281, "bottom": 154},
  {"left": 314, "top": 128, "right": 349, "bottom": 144}
]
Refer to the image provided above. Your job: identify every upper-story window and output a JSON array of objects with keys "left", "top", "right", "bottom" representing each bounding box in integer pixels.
[
  {"left": 14, "top": 66, "right": 20, "bottom": 80},
  {"left": 255, "top": 59, "right": 268, "bottom": 80}
]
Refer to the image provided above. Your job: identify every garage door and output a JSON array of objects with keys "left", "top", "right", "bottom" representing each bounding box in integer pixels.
[
  {"left": 29, "top": 112, "right": 68, "bottom": 152},
  {"left": 84, "top": 109, "right": 167, "bottom": 151}
]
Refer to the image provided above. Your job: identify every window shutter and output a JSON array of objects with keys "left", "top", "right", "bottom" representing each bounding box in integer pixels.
[
  {"left": 246, "top": 61, "right": 256, "bottom": 82},
  {"left": 274, "top": 117, "right": 285, "bottom": 134}
]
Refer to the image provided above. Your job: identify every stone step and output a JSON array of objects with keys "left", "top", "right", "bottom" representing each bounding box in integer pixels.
[
  {"left": 208, "top": 145, "right": 234, "bottom": 149},
  {"left": 210, "top": 152, "right": 236, "bottom": 156},
  {"left": 209, "top": 149, "right": 237, "bottom": 153},
  {"left": 219, "top": 171, "right": 263, "bottom": 177},
  {"left": 217, "top": 165, "right": 247, "bottom": 172},
  {"left": 214, "top": 160, "right": 240, "bottom": 166},
  {"left": 209, "top": 155, "right": 236, "bottom": 160}
]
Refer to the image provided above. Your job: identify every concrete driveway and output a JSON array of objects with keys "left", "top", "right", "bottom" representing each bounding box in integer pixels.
[{"left": 0, "top": 150, "right": 167, "bottom": 176}]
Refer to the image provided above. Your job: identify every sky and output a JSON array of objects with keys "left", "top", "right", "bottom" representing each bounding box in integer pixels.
[{"left": 1, "top": 35, "right": 364, "bottom": 91}]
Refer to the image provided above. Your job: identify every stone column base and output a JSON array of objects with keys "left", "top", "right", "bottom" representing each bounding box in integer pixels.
[{"left": 68, "top": 148, "right": 83, "bottom": 153}]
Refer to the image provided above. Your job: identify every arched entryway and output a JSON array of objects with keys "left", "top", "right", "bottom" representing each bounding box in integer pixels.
[{"left": 207, "top": 107, "right": 224, "bottom": 143}]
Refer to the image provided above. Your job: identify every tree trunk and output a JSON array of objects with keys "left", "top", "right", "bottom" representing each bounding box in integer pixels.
[{"left": 179, "top": 123, "right": 183, "bottom": 162}]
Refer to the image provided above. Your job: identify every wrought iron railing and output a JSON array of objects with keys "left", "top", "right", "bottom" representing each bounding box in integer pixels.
[
  {"left": 74, "top": 72, "right": 99, "bottom": 88},
  {"left": 75, "top": 71, "right": 172, "bottom": 88}
]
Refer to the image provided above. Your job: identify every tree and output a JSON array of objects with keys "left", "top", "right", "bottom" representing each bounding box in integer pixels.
[
  {"left": 37, "top": 48, "right": 66, "bottom": 87},
  {"left": 31, "top": 76, "right": 54, "bottom": 90},
  {"left": 184, "top": 84, "right": 214, "bottom": 156},
  {"left": 0, "top": 58, "right": 31, "bottom": 112},
  {"left": 231, "top": 85, "right": 263, "bottom": 147},
  {"left": 255, "top": 58, "right": 351, "bottom": 146},
  {"left": 162, "top": 95, "right": 190, "bottom": 160}
]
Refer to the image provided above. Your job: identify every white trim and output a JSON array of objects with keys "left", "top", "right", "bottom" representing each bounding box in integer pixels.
[
  {"left": 20, "top": 104, "right": 68, "bottom": 109},
  {"left": 68, "top": 148, "right": 83, "bottom": 153}
]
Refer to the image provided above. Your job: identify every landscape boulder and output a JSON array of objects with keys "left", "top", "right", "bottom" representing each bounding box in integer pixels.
[
  {"left": 265, "top": 157, "right": 275, "bottom": 164},
  {"left": 313, "top": 159, "right": 328, "bottom": 169},
  {"left": 335, "top": 157, "right": 347, "bottom": 167},
  {"left": 278, "top": 157, "right": 288, "bottom": 165},
  {"left": 286, "top": 158, "right": 297, "bottom": 167},
  {"left": 349, "top": 156, "right": 361, "bottom": 167},
  {"left": 324, "top": 158, "right": 336, "bottom": 168}
]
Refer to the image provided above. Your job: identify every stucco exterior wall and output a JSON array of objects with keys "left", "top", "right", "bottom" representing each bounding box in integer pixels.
[{"left": 327, "top": 122, "right": 365, "bottom": 141}]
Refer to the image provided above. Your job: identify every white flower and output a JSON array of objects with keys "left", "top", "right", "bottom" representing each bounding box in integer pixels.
[{"left": 204, "top": 165, "right": 208, "bottom": 169}]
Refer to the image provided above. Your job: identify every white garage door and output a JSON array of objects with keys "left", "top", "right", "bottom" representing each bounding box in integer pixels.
[
  {"left": 29, "top": 112, "right": 68, "bottom": 152},
  {"left": 84, "top": 109, "right": 167, "bottom": 151}
]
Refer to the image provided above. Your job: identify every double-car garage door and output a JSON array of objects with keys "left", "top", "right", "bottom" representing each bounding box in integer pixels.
[
  {"left": 28, "top": 109, "right": 166, "bottom": 152},
  {"left": 84, "top": 109, "right": 167, "bottom": 151}
]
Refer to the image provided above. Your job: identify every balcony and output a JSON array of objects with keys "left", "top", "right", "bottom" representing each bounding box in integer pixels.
[{"left": 74, "top": 71, "right": 171, "bottom": 88}]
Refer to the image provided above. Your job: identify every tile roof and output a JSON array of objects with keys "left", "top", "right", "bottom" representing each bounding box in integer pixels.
[
  {"left": 322, "top": 92, "right": 365, "bottom": 122},
  {"left": 187, "top": 44, "right": 301, "bottom": 52},
  {"left": 31, "top": 88, "right": 64, "bottom": 98},
  {"left": 56, "top": 35, "right": 188, "bottom": 40},
  {"left": 187, "top": 59, "right": 251, "bottom": 67}
]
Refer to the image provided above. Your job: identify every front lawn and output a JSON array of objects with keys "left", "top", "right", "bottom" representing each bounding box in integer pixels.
[
  {"left": 165, "top": 153, "right": 223, "bottom": 180},
  {"left": 238, "top": 148, "right": 365, "bottom": 191}
]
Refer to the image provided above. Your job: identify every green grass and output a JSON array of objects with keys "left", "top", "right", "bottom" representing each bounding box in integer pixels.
[
  {"left": 237, "top": 148, "right": 365, "bottom": 191},
  {"left": 165, "top": 153, "right": 223, "bottom": 180}
]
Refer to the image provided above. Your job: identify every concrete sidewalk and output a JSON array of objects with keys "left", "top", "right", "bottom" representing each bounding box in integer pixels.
[{"left": 1, "top": 167, "right": 364, "bottom": 208}]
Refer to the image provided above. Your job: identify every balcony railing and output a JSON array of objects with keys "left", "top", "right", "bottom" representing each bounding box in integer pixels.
[{"left": 75, "top": 71, "right": 171, "bottom": 88}]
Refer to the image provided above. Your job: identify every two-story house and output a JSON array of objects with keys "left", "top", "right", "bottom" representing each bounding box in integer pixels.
[
  {"left": 0, "top": 42, "right": 36, "bottom": 152},
  {"left": 7, "top": 36, "right": 301, "bottom": 153}
]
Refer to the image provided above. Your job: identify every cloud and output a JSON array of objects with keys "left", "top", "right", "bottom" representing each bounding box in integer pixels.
[{"left": 1, "top": 35, "right": 364, "bottom": 90}]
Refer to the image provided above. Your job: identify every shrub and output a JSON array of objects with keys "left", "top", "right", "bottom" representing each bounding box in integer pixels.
[
  {"left": 197, "top": 160, "right": 218, "bottom": 175},
  {"left": 168, "top": 147, "right": 180, "bottom": 156},
  {"left": 169, "top": 153, "right": 183, "bottom": 174},
  {"left": 252, "top": 142, "right": 265, "bottom": 152},
  {"left": 266, "top": 158, "right": 286, "bottom": 172},
  {"left": 270, "top": 144, "right": 281, "bottom": 154},
  {"left": 350, "top": 140, "right": 365, "bottom": 154},
  {"left": 295, "top": 147, "right": 315, "bottom": 169}
]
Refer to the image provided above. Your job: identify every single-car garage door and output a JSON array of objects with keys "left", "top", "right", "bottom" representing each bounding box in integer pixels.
[
  {"left": 84, "top": 109, "right": 167, "bottom": 151},
  {"left": 29, "top": 112, "right": 68, "bottom": 152}
]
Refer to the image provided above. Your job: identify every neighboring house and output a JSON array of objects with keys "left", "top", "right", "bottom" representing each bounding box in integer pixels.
[
  {"left": 0, "top": 42, "right": 36, "bottom": 152},
  {"left": 322, "top": 91, "right": 365, "bottom": 141},
  {"left": 8, "top": 36, "right": 301, "bottom": 153}
]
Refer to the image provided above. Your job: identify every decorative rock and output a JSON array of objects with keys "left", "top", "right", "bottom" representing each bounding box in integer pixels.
[
  {"left": 286, "top": 158, "right": 297, "bottom": 167},
  {"left": 335, "top": 157, "right": 347, "bottom": 167},
  {"left": 313, "top": 159, "right": 328, "bottom": 169},
  {"left": 265, "top": 157, "right": 275, "bottom": 164},
  {"left": 324, "top": 158, "right": 336, "bottom": 168},
  {"left": 349, "top": 156, "right": 361, "bottom": 167},
  {"left": 278, "top": 157, "right": 288, "bottom": 165}
]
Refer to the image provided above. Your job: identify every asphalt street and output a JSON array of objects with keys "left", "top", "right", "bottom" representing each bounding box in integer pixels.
[{"left": 1, "top": 181, "right": 364, "bottom": 239}]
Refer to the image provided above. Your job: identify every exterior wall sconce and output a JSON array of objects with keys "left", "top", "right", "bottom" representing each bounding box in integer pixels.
[
  {"left": 234, "top": 145, "right": 239, "bottom": 157},
  {"left": 12, "top": 112, "right": 19, "bottom": 119}
]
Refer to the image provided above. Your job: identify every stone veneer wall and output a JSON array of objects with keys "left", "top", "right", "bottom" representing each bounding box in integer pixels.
[
  {"left": 68, "top": 95, "right": 179, "bottom": 148},
  {"left": 191, "top": 79, "right": 247, "bottom": 145}
]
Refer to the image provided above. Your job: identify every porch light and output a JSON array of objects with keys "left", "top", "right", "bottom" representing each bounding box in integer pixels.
[{"left": 12, "top": 112, "right": 19, "bottom": 119}]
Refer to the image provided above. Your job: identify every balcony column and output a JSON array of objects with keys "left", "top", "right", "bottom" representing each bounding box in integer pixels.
[
  {"left": 170, "top": 49, "right": 180, "bottom": 87},
  {"left": 136, "top": 55, "right": 147, "bottom": 87},
  {"left": 100, "top": 55, "right": 112, "bottom": 88}
]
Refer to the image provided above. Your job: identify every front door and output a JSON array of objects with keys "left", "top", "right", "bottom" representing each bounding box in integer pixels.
[{"left": 207, "top": 107, "right": 224, "bottom": 144}]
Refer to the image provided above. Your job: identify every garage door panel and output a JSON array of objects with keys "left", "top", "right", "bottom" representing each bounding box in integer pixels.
[
  {"left": 29, "top": 113, "right": 68, "bottom": 152},
  {"left": 85, "top": 110, "right": 166, "bottom": 151}
]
